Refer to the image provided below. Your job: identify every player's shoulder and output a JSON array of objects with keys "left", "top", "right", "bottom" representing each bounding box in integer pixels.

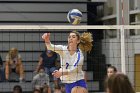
[
  {"left": 62, "top": 45, "right": 67, "bottom": 49},
  {"left": 78, "top": 49, "right": 84, "bottom": 56},
  {"left": 62, "top": 46, "right": 68, "bottom": 51}
]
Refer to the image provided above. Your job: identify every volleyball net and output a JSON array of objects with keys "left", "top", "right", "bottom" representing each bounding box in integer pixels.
[{"left": 0, "top": 25, "right": 140, "bottom": 92}]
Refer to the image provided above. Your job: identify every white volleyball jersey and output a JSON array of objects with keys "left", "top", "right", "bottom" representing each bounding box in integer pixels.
[{"left": 48, "top": 44, "right": 85, "bottom": 83}]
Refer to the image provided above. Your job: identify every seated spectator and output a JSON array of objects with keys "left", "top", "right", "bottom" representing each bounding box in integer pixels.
[
  {"left": 35, "top": 48, "right": 59, "bottom": 86},
  {"left": 0, "top": 55, "right": 5, "bottom": 82},
  {"left": 84, "top": 71, "right": 87, "bottom": 82},
  {"left": 32, "top": 67, "right": 51, "bottom": 93},
  {"left": 5, "top": 48, "right": 24, "bottom": 82},
  {"left": 13, "top": 85, "right": 22, "bottom": 93},
  {"left": 60, "top": 83, "right": 65, "bottom": 93},
  {"left": 42, "top": 85, "right": 51, "bottom": 93},
  {"left": 54, "top": 84, "right": 62, "bottom": 93},
  {"left": 33, "top": 89, "right": 41, "bottom": 93},
  {"left": 104, "top": 73, "right": 135, "bottom": 93},
  {"left": 107, "top": 66, "right": 117, "bottom": 77},
  {"left": 71, "top": 86, "right": 88, "bottom": 93}
]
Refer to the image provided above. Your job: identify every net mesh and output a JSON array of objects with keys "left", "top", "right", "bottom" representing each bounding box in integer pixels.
[{"left": 0, "top": 25, "right": 140, "bottom": 92}]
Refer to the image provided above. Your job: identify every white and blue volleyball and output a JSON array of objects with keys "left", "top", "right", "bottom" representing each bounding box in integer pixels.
[{"left": 67, "top": 9, "right": 82, "bottom": 25}]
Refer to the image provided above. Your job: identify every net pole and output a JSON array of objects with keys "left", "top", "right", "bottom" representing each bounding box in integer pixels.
[
  {"left": 120, "top": 0, "right": 126, "bottom": 74},
  {"left": 120, "top": 26, "right": 126, "bottom": 74}
]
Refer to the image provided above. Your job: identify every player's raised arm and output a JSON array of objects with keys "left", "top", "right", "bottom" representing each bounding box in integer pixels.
[{"left": 42, "top": 33, "right": 63, "bottom": 55}]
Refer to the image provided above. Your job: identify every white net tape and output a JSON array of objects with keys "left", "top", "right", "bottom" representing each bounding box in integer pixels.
[{"left": 0, "top": 25, "right": 139, "bottom": 30}]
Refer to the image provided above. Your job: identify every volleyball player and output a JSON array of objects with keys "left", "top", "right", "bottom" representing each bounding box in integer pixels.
[{"left": 42, "top": 31, "right": 93, "bottom": 93}]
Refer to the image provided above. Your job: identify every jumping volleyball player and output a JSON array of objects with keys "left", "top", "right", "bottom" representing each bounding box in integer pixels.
[{"left": 42, "top": 31, "right": 93, "bottom": 93}]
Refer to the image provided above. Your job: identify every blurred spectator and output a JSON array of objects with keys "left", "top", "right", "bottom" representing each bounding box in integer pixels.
[
  {"left": 32, "top": 67, "right": 51, "bottom": 93},
  {"left": 84, "top": 71, "right": 87, "bottom": 82},
  {"left": 42, "top": 85, "right": 51, "bottom": 93},
  {"left": 104, "top": 73, "right": 135, "bottom": 93},
  {"left": 33, "top": 89, "right": 41, "bottom": 93},
  {"left": 54, "top": 84, "right": 62, "bottom": 93},
  {"left": 60, "top": 84, "right": 65, "bottom": 93},
  {"left": 35, "top": 48, "right": 59, "bottom": 86},
  {"left": 71, "top": 86, "right": 88, "bottom": 93},
  {"left": 13, "top": 85, "right": 22, "bottom": 93},
  {"left": 5, "top": 48, "right": 24, "bottom": 82},
  {"left": 0, "top": 55, "right": 5, "bottom": 82},
  {"left": 107, "top": 66, "right": 117, "bottom": 77}
]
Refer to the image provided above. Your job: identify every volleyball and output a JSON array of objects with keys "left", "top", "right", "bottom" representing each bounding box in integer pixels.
[{"left": 67, "top": 9, "right": 82, "bottom": 25}]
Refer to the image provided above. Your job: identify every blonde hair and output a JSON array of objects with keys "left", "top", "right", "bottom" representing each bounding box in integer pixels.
[
  {"left": 8, "top": 48, "right": 18, "bottom": 59},
  {"left": 71, "top": 86, "right": 88, "bottom": 93},
  {"left": 70, "top": 31, "right": 93, "bottom": 52}
]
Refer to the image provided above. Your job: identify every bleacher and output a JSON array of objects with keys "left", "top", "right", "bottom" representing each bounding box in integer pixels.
[
  {"left": 0, "top": 62, "right": 96, "bottom": 93},
  {"left": 1, "top": 57, "right": 98, "bottom": 92}
]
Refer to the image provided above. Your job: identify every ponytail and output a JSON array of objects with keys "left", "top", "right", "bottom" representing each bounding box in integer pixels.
[{"left": 79, "top": 32, "right": 93, "bottom": 52}]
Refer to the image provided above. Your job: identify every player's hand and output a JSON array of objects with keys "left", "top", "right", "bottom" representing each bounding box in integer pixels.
[
  {"left": 52, "top": 70, "right": 62, "bottom": 78},
  {"left": 42, "top": 33, "right": 50, "bottom": 43}
]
